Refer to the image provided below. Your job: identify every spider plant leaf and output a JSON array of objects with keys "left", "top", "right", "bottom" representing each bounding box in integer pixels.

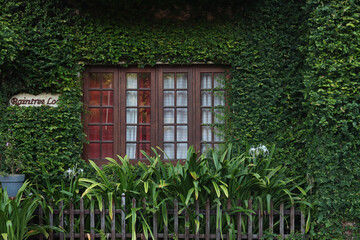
[
  {"left": 108, "top": 192, "right": 113, "bottom": 220},
  {"left": 220, "top": 184, "right": 228, "bottom": 198},
  {"left": 212, "top": 180, "right": 221, "bottom": 198},
  {"left": 194, "top": 181, "right": 199, "bottom": 200},
  {"left": 190, "top": 172, "right": 198, "bottom": 180},
  {"left": 162, "top": 202, "right": 168, "bottom": 226},
  {"left": 185, "top": 188, "right": 195, "bottom": 206}
]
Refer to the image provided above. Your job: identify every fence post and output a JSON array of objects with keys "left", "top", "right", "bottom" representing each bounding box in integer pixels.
[
  {"left": 80, "top": 198, "right": 85, "bottom": 240},
  {"left": 70, "top": 201, "right": 75, "bottom": 240},
  {"left": 206, "top": 199, "right": 210, "bottom": 240},
  {"left": 111, "top": 198, "right": 116, "bottom": 240},
  {"left": 174, "top": 199, "right": 179, "bottom": 239},
  {"left": 258, "top": 199, "right": 263, "bottom": 239},
  {"left": 247, "top": 199, "right": 252, "bottom": 240},
  {"left": 237, "top": 199, "right": 242, "bottom": 240},
  {"left": 59, "top": 201, "right": 64, "bottom": 240},
  {"left": 280, "top": 203, "right": 284, "bottom": 238},
  {"left": 122, "top": 193, "right": 126, "bottom": 240}
]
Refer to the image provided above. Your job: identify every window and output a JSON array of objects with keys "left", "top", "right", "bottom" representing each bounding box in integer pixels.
[{"left": 83, "top": 66, "right": 226, "bottom": 164}]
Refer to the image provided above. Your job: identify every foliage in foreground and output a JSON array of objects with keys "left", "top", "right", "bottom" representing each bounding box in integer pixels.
[
  {"left": 0, "top": 181, "right": 61, "bottom": 240},
  {"left": 76, "top": 144, "right": 312, "bottom": 238}
]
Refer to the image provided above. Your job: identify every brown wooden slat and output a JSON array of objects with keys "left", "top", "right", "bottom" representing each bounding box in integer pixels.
[
  {"left": 70, "top": 201, "right": 75, "bottom": 240},
  {"left": 80, "top": 198, "right": 85, "bottom": 240},
  {"left": 164, "top": 203, "right": 168, "bottom": 240},
  {"left": 101, "top": 199, "right": 106, "bottom": 236},
  {"left": 49, "top": 203, "right": 54, "bottom": 240},
  {"left": 301, "top": 209, "right": 306, "bottom": 239},
  {"left": 59, "top": 201, "right": 64, "bottom": 240},
  {"left": 258, "top": 200, "right": 263, "bottom": 239},
  {"left": 247, "top": 199, "right": 252, "bottom": 240},
  {"left": 290, "top": 205, "right": 295, "bottom": 233},
  {"left": 280, "top": 203, "right": 284, "bottom": 238},
  {"left": 122, "top": 193, "right": 126, "bottom": 240},
  {"left": 185, "top": 208, "right": 190, "bottom": 240},
  {"left": 206, "top": 199, "right": 210, "bottom": 240},
  {"left": 111, "top": 199, "right": 116, "bottom": 240},
  {"left": 174, "top": 199, "right": 179, "bottom": 239},
  {"left": 90, "top": 201, "right": 95, "bottom": 240},
  {"left": 153, "top": 211, "right": 158, "bottom": 240},
  {"left": 237, "top": 200, "right": 242, "bottom": 240}
]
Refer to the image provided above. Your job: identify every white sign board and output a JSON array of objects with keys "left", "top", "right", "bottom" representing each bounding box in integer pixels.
[{"left": 9, "top": 93, "right": 60, "bottom": 107}]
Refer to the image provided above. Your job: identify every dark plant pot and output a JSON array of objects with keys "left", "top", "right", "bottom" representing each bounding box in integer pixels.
[{"left": 0, "top": 174, "right": 25, "bottom": 197}]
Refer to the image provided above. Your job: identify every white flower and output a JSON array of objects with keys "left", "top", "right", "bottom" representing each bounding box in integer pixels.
[{"left": 249, "top": 146, "right": 256, "bottom": 157}]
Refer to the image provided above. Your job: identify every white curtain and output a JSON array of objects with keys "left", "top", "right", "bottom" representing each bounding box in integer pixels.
[
  {"left": 164, "top": 108, "right": 174, "bottom": 124},
  {"left": 201, "top": 73, "right": 212, "bottom": 89},
  {"left": 164, "top": 143, "right": 174, "bottom": 159},
  {"left": 126, "top": 143, "right": 136, "bottom": 159},
  {"left": 126, "top": 108, "right": 137, "bottom": 124},
  {"left": 127, "top": 73, "right": 137, "bottom": 89},
  {"left": 164, "top": 91, "right": 174, "bottom": 106},
  {"left": 177, "top": 91, "right": 187, "bottom": 106},
  {"left": 176, "top": 108, "right": 187, "bottom": 123},
  {"left": 164, "top": 126, "right": 174, "bottom": 141},
  {"left": 177, "top": 126, "right": 187, "bottom": 141},
  {"left": 126, "top": 91, "right": 137, "bottom": 106},
  {"left": 202, "top": 109, "right": 212, "bottom": 124},
  {"left": 176, "top": 73, "right": 187, "bottom": 88},
  {"left": 202, "top": 126, "right": 212, "bottom": 142},
  {"left": 164, "top": 73, "right": 174, "bottom": 88},
  {"left": 177, "top": 143, "right": 187, "bottom": 159}
]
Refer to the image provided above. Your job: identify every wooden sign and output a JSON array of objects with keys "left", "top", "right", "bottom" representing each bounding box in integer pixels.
[{"left": 9, "top": 93, "right": 60, "bottom": 107}]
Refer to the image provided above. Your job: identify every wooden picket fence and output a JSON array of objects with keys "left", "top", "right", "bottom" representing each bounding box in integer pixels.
[{"left": 36, "top": 194, "right": 306, "bottom": 240}]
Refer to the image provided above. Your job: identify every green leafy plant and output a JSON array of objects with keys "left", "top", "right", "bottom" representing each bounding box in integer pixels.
[{"left": 0, "top": 181, "right": 62, "bottom": 240}]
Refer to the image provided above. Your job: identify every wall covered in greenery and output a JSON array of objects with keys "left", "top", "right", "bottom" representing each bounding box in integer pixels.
[{"left": 0, "top": 0, "right": 359, "bottom": 237}]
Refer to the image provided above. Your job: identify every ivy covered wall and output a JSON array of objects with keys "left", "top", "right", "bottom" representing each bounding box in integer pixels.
[{"left": 0, "top": 0, "right": 359, "bottom": 237}]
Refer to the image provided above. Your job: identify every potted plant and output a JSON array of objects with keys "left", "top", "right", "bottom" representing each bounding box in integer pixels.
[{"left": 0, "top": 129, "right": 25, "bottom": 197}]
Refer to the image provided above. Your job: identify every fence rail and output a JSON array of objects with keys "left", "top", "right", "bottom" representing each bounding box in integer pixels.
[{"left": 36, "top": 194, "right": 305, "bottom": 240}]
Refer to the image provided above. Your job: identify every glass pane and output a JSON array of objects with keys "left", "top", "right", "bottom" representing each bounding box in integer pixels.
[
  {"left": 177, "top": 126, "right": 188, "bottom": 141},
  {"left": 176, "top": 91, "right": 187, "bottom": 106},
  {"left": 89, "top": 73, "right": 100, "bottom": 88},
  {"left": 89, "top": 91, "right": 100, "bottom": 106},
  {"left": 164, "top": 108, "right": 175, "bottom": 124},
  {"left": 164, "top": 73, "right": 175, "bottom": 89},
  {"left": 202, "top": 126, "right": 212, "bottom": 142},
  {"left": 138, "top": 91, "right": 151, "bottom": 106},
  {"left": 164, "top": 91, "right": 174, "bottom": 106},
  {"left": 126, "top": 108, "right": 137, "bottom": 124},
  {"left": 176, "top": 73, "right": 187, "bottom": 88},
  {"left": 138, "top": 108, "right": 151, "bottom": 123},
  {"left": 201, "top": 73, "right": 212, "bottom": 89},
  {"left": 214, "top": 73, "right": 224, "bottom": 88},
  {"left": 89, "top": 143, "right": 100, "bottom": 159},
  {"left": 176, "top": 108, "right": 187, "bottom": 124},
  {"left": 139, "top": 143, "right": 151, "bottom": 158},
  {"left": 102, "top": 91, "right": 114, "bottom": 106},
  {"left": 139, "top": 126, "right": 150, "bottom": 141},
  {"left": 214, "top": 93, "right": 225, "bottom": 106},
  {"left": 202, "top": 109, "right": 212, "bottom": 124},
  {"left": 102, "top": 108, "right": 113, "bottom": 123},
  {"left": 177, "top": 143, "right": 187, "bottom": 159},
  {"left": 103, "top": 73, "right": 114, "bottom": 88},
  {"left": 126, "top": 143, "right": 136, "bottom": 159},
  {"left": 89, "top": 126, "right": 100, "bottom": 141},
  {"left": 201, "top": 92, "right": 212, "bottom": 107},
  {"left": 89, "top": 108, "right": 100, "bottom": 123},
  {"left": 102, "top": 126, "right": 113, "bottom": 141},
  {"left": 126, "top": 126, "right": 137, "bottom": 141},
  {"left": 164, "top": 143, "right": 174, "bottom": 159},
  {"left": 102, "top": 143, "right": 113, "bottom": 158},
  {"left": 139, "top": 73, "right": 151, "bottom": 88},
  {"left": 127, "top": 73, "right": 137, "bottom": 89},
  {"left": 164, "top": 126, "right": 174, "bottom": 142},
  {"left": 126, "top": 91, "right": 137, "bottom": 106}
]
